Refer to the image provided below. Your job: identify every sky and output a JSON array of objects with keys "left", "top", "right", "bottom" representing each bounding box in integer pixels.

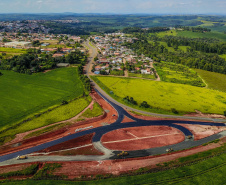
[{"left": 0, "top": 0, "right": 226, "bottom": 14}]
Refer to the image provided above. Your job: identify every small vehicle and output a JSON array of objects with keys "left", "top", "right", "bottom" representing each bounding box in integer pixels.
[
  {"left": 166, "top": 148, "right": 173, "bottom": 153},
  {"left": 16, "top": 155, "right": 27, "bottom": 160},
  {"left": 187, "top": 135, "right": 192, "bottom": 139}
]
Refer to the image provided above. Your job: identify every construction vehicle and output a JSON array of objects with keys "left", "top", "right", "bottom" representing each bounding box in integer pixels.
[
  {"left": 16, "top": 155, "right": 27, "bottom": 160},
  {"left": 117, "top": 151, "right": 128, "bottom": 157}
]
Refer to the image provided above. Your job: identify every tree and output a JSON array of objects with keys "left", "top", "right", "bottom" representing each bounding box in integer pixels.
[
  {"left": 224, "top": 111, "right": 226, "bottom": 117},
  {"left": 0, "top": 71, "right": 2, "bottom": 76},
  {"left": 140, "top": 101, "right": 150, "bottom": 108}
]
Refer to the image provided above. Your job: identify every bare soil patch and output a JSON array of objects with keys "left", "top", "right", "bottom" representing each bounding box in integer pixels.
[{"left": 101, "top": 126, "right": 184, "bottom": 151}]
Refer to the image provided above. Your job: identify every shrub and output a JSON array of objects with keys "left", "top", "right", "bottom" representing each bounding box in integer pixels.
[{"left": 171, "top": 108, "right": 179, "bottom": 114}]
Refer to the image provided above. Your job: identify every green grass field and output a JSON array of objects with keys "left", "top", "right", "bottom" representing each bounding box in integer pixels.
[
  {"left": 0, "top": 67, "right": 84, "bottom": 133},
  {"left": 154, "top": 62, "right": 205, "bottom": 87},
  {"left": 93, "top": 76, "right": 226, "bottom": 115},
  {"left": 128, "top": 73, "right": 155, "bottom": 79},
  {"left": 1, "top": 152, "right": 225, "bottom": 185},
  {"left": 195, "top": 69, "right": 226, "bottom": 92},
  {"left": 79, "top": 102, "right": 103, "bottom": 119}
]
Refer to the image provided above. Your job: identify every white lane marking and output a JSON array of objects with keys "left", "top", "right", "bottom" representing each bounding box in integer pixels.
[
  {"left": 103, "top": 133, "right": 180, "bottom": 144},
  {"left": 127, "top": 131, "right": 138, "bottom": 138}
]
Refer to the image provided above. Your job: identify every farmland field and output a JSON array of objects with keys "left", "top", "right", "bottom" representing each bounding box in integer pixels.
[
  {"left": 0, "top": 97, "right": 91, "bottom": 143},
  {"left": 154, "top": 62, "right": 205, "bottom": 87},
  {"left": 195, "top": 69, "right": 226, "bottom": 92},
  {"left": 150, "top": 30, "right": 226, "bottom": 42},
  {"left": 0, "top": 67, "right": 84, "bottom": 133},
  {"left": 93, "top": 76, "right": 226, "bottom": 115},
  {"left": 0, "top": 47, "right": 27, "bottom": 54}
]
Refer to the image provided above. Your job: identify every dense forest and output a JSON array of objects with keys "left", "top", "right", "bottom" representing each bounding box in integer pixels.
[{"left": 0, "top": 49, "right": 87, "bottom": 74}]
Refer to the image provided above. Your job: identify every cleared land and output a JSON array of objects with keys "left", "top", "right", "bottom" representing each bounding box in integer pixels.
[
  {"left": 101, "top": 126, "right": 184, "bottom": 151},
  {"left": 93, "top": 76, "right": 226, "bottom": 114},
  {"left": 0, "top": 67, "right": 84, "bottom": 133},
  {"left": 195, "top": 69, "right": 226, "bottom": 92}
]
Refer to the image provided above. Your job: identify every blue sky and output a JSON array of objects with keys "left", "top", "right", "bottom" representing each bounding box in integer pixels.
[{"left": 0, "top": 0, "right": 226, "bottom": 14}]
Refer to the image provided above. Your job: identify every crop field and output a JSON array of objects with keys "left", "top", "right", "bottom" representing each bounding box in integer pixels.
[
  {"left": 0, "top": 97, "right": 91, "bottom": 141},
  {"left": 0, "top": 67, "right": 84, "bottom": 134},
  {"left": 0, "top": 47, "right": 27, "bottom": 54},
  {"left": 195, "top": 69, "right": 226, "bottom": 92},
  {"left": 154, "top": 62, "right": 205, "bottom": 87},
  {"left": 93, "top": 76, "right": 226, "bottom": 115}
]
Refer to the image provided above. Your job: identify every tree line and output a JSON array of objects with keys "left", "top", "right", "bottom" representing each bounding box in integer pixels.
[
  {"left": 123, "top": 36, "right": 226, "bottom": 74},
  {"left": 0, "top": 49, "right": 87, "bottom": 74}
]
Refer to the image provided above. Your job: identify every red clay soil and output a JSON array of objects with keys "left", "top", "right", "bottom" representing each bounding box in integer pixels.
[
  {"left": 48, "top": 145, "right": 103, "bottom": 156},
  {"left": 38, "top": 133, "right": 94, "bottom": 153},
  {"left": 0, "top": 163, "right": 33, "bottom": 174},
  {"left": 53, "top": 141, "right": 224, "bottom": 179},
  {"left": 101, "top": 126, "right": 185, "bottom": 151},
  {"left": 175, "top": 123, "right": 226, "bottom": 141}
]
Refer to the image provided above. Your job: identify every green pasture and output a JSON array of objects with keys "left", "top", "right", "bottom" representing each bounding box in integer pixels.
[
  {"left": 1, "top": 152, "right": 225, "bottom": 185},
  {"left": 150, "top": 30, "right": 226, "bottom": 42},
  {"left": 149, "top": 30, "right": 177, "bottom": 37},
  {"left": 177, "top": 31, "right": 226, "bottom": 42},
  {"left": 154, "top": 62, "right": 205, "bottom": 87},
  {"left": 195, "top": 69, "right": 226, "bottom": 92},
  {"left": 0, "top": 67, "right": 84, "bottom": 133},
  {"left": 93, "top": 76, "right": 226, "bottom": 115}
]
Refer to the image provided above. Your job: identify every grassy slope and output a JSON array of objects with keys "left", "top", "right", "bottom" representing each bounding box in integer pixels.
[
  {"left": 1, "top": 153, "right": 226, "bottom": 185},
  {"left": 0, "top": 67, "right": 84, "bottom": 131},
  {"left": 79, "top": 102, "right": 103, "bottom": 119},
  {"left": 94, "top": 76, "right": 226, "bottom": 114},
  {"left": 177, "top": 31, "right": 226, "bottom": 42},
  {"left": 1, "top": 97, "right": 91, "bottom": 140},
  {"left": 195, "top": 69, "right": 226, "bottom": 92}
]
